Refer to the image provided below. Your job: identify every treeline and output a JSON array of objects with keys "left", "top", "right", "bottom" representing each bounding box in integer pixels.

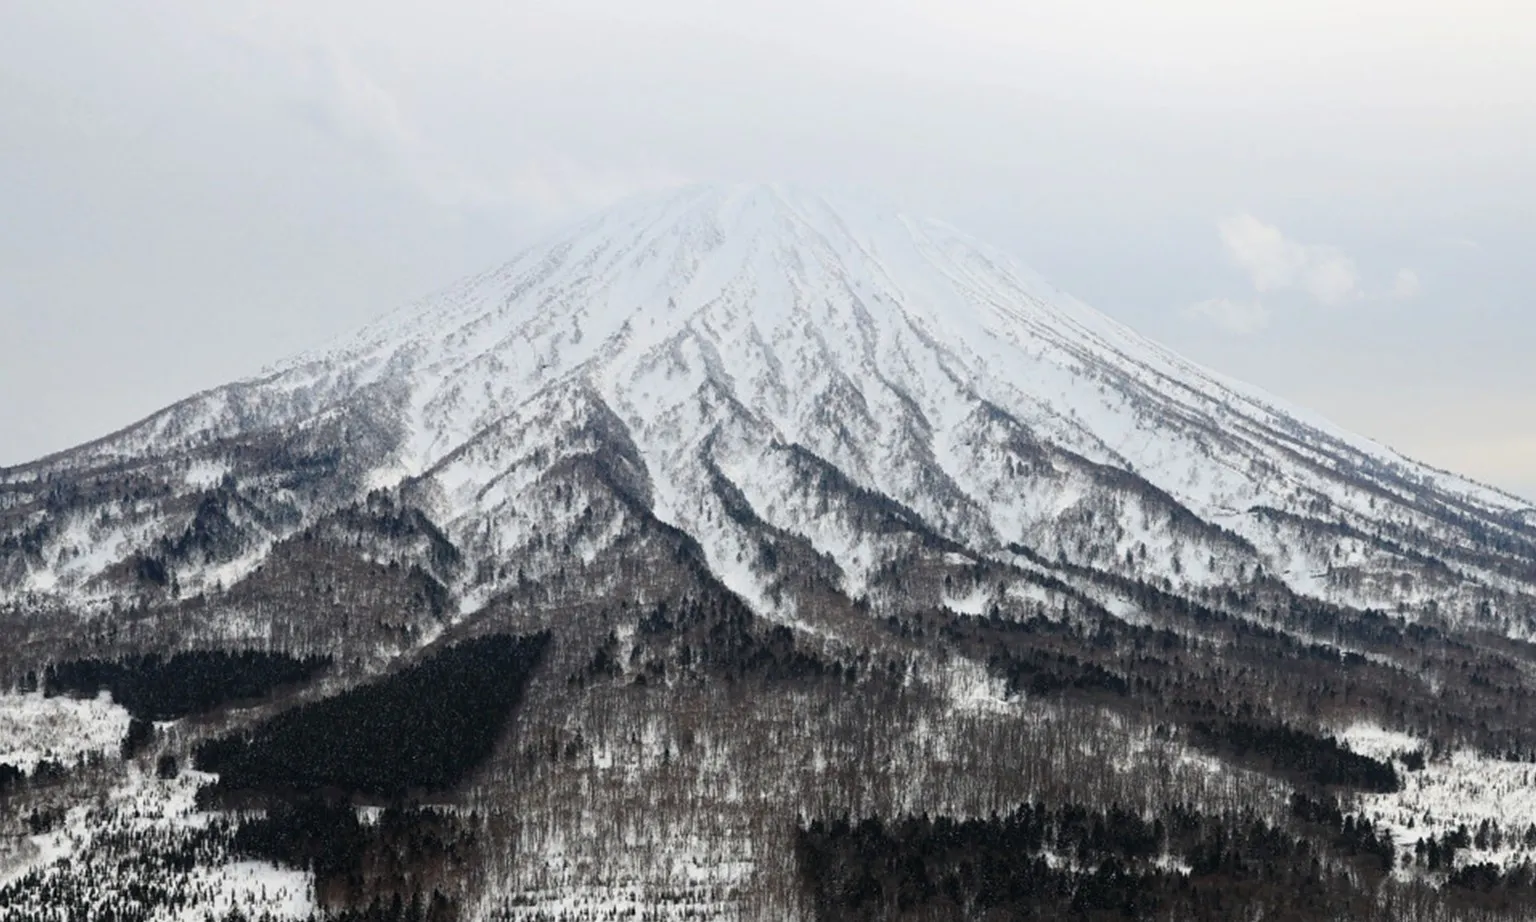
[
  {"left": 0, "top": 820, "right": 242, "bottom": 922},
  {"left": 0, "top": 762, "right": 69, "bottom": 805},
  {"left": 1288, "top": 793, "right": 1395, "bottom": 869},
  {"left": 1192, "top": 718, "right": 1399, "bottom": 792},
  {"left": 993, "top": 646, "right": 1132, "bottom": 699},
  {"left": 231, "top": 797, "right": 466, "bottom": 917},
  {"left": 196, "top": 633, "right": 548, "bottom": 800},
  {"left": 570, "top": 594, "right": 857, "bottom": 688},
  {"left": 963, "top": 552, "right": 1536, "bottom": 762},
  {"left": 920, "top": 608, "right": 1402, "bottom": 794},
  {"left": 43, "top": 649, "right": 331, "bottom": 721},
  {"left": 798, "top": 799, "right": 1407, "bottom": 922}
]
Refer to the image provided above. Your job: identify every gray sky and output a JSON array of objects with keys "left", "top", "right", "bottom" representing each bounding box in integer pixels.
[{"left": 3, "top": 1, "right": 1533, "bottom": 501}]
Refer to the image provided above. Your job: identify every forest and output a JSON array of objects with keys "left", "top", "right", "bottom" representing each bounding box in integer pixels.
[
  {"left": 796, "top": 795, "right": 1534, "bottom": 922},
  {"left": 8, "top": 472, "right": 1536, "bottom": 921},
  {"left": 43, "top": 649, "right": 332, "bottom": 721},
  {"left": 232, "top": 798, "right": 471, "bottom": 918},
  {"left": 194, "top": 633, "right": 548, "bottom": 800}
]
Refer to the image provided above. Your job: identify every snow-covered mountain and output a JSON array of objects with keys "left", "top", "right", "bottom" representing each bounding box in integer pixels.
[
  {"left": 10, "top": 184, "right": 1536, "bottom": 922},
  {"left": 3, "top": 183, "right": 1533, "bottom": 636}
]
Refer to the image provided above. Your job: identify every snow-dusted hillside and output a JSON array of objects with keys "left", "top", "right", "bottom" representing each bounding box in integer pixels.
[{"left": 2, "top": 184, "right": 1532, "bottom": 636}]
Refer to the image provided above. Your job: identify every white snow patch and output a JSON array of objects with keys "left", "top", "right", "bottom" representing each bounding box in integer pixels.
[
  {"left": 1336, "top": 722, "right": 1421, "bottom": 763},
  {"left": 170, "top": 860, "right": 314, "bottom": 922},
  {"left": 0, "top": 690, "right": 132, "bottom": 773},
  {"left": 1355, "top": 747, "right": 1536, "bottom": 871},
  {"left": 942, "top": 656, "right": 1017, "bottom": 715},
  {"left": 943, "top": 586, "right": 992, "bottom": 617}
]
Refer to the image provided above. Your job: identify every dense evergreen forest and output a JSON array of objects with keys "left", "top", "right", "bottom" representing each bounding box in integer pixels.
[
  {"left": 797, "top": 797, "right": 1536, "bottom": 921},
  {"left": 195, "top": 633, "right": 548, "bottom": 800},
  {"left": 1190, "top": 718, "right": 1400, "bottom": 792},
  {"left": 43, "top": 649, "right": 331, "bottom": 721},
  {"left": 232, "top": 798, "right": 471, "bottom": 917}
]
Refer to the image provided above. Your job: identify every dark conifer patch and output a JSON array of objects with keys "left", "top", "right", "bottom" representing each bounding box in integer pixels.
[
  {"left": 798, "top": 801, "right": 1451, "bottom": 922},
  {"left": 1191, "top": 718, "right": 1400, "bottom": 792},
  {"left": 232, "top": 796, "right": 372, "bottom": 878},
  {"left": 230, "top": 798, "right": 469, "bottom": 918},
  {"left": 993, "top": 646, "right": 1133, "bottom": 698},
  {"left": 120, "top": 715, "right": 154, "bottom": 758},
  {"left": 44, "top": 650, "right": 331, "bottom": 721},
  {"left": 195, "top": 633, "right": 548, "bottom": 799}
]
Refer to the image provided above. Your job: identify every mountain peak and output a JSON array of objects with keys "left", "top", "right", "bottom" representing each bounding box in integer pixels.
[
  {"left": 11, "top": 185, "right": 1536, "bottom": 922},
  {"left": 3, "top": 184, "right": 1531, "bottom": 626}
]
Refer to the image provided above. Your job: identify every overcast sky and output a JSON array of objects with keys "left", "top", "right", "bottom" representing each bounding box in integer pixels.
[{"left": 2, "top": 1, "right": 1533, "bottom": 501}]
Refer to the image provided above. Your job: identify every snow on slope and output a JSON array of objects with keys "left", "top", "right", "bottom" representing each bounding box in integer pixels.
[
  {"left": 1341, "top": 724, "right": 1536, "bottom": 874},
  {"left": 251, "top": 184, "right": 1523, "bottom": 522},
  {"left": 4, "top": 183, "right": 1533, "bottom": 626},
  {"left": 0, "top": 690, "right": 131, "bottom": 774},
  {"left": 0, "top": 764, "right": 314, "bottom": 920},
  {"left": 285, "top": 183, "right": 1536, "bottom": 619}
]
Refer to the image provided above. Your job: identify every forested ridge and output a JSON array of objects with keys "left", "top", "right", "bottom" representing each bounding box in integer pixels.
[{"left": 11, "top": 570, "right": 1536, "bottom": 921}]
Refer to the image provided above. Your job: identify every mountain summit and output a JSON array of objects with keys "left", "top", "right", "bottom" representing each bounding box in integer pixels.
[
  {"left": 5, "top": 183, "right": 1531, "bottom": 629},
  {"left": 7, "top": 184, "right": 1536, "bottom": 921}
]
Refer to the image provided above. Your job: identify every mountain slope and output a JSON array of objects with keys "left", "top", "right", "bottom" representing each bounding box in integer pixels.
[
  {"left": 3, "top": 183, "right": 1532, "bottom": 632},
  {"left": 7, "top": 184, "right": 1536, "bottom": 922}
]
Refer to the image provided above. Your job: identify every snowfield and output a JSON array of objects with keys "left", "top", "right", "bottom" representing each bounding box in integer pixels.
[
  {"left": 1, "top": 763, "right": 315, "bottom": 920},
  {"left": 0, "top": 690, "right": 131, "bottom": 774}
]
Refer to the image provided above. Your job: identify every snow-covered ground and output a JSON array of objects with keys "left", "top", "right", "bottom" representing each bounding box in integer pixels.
[
  {"left": 170, "top": 860, "right": 314, "bottom": 922},
  {"left": 0, "top": 689, "right": 131, "bottom": 773},
  {"left": 1336, "top": 722, "right": 1420, "bottom": 763},
  {"left": 1342, "top": 723, "right": 1536, "bottom": 871},
  {"left": 0, "top": 763, "right": 314, "bottom": 920}
]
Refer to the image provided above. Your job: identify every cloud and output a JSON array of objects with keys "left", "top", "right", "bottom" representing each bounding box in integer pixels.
[
  {"left": 1218, "top": 214, "right": 1360, "bottom": 305},
  {"left": 1390, "top": 268, "right": 1422, "bottom": 300},
  {"left": 216, "top": 15, "right": 684, "bottom": 223},
  {"left": 1184, "top": 298, "right": 1271, "bottom": 335}
]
